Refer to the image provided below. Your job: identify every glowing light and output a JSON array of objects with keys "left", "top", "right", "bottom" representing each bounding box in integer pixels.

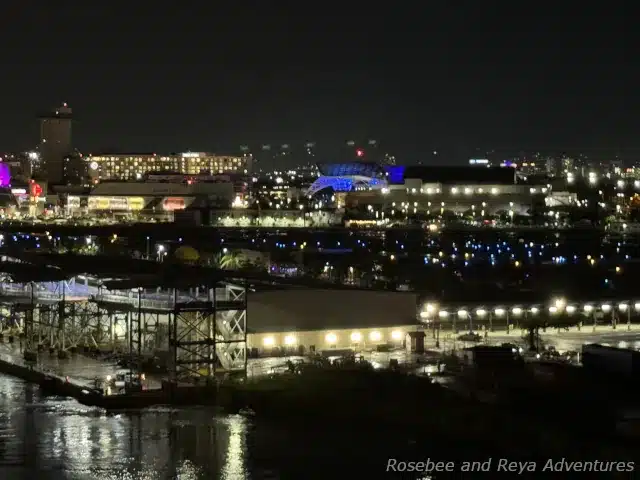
[
  {"left": 457, "top": 309, "right": 468, "bottom": 317},
  {"left": 263, "top": 336, "right": 275, "bottom": 347},
  {"left": 284, "top": 335, "right": 296, "bottom": 346},
  {"left": 0, "top": 163, "right": 10, "bottom": 187},
  {"left": 307, "top": 175, "right": 387, "bottom": 197},
  {"left": 391, "top": 330, "right": 403, "bottom": 340},
  {"left": 350, "top": 331, "right": 362, "bottom": 342},
  {"left": 511, "top": 307, "right": 522, "bottom": 315},
  {"left": 325, "top": 333, "right": 337, "bottom": 344},
  {"left": 476, "top": 309, "right": 486, "bottom": 317},
  {"left": 369, "top": 331, "right": 382, "bottom": 342}
]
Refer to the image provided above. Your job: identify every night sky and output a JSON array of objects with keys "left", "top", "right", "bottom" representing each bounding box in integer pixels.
[{"left": 1, "top": 3, "right": 638, "bottom": 165}]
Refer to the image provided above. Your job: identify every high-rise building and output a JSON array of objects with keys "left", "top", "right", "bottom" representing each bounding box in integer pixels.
[
  {"left": 39, "top": 103, "right": 73, "bottom": 184},
  {"left": 86, "top": 152, "right": 248, "bottom": 181}
]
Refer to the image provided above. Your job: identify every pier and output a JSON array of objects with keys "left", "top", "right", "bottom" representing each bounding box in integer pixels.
[{"left": 0, "top": 252, "right": 249, "bottom": 386}]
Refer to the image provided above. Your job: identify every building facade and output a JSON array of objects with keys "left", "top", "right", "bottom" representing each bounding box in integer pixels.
[
  {"left": 39, "top": 103, "right": 73, "bottom": 184},
  {"left": 87, "top": 152, "right": 250, "bottom": 181}
]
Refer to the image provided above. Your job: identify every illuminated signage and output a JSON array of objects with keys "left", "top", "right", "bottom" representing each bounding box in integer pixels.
[
  {"left": 88, "top": 196, "right": 146, "bottom": 211},
  {"left": 89, "top": 197, "right": 110, "bottom": 210},
  {"left": 29, "top": 180, "right": 43, "bottom": 198},
  {"left": 469, "top": 159, "right": 489, "bottom": 165},
  {"left": 181, "top": 152, "right": 201, "bottom": 158},
  {"left": 67, "top": 196, "right": 80, "bottom": 207},
  {"left": 11, "top": 188, "right": 26, "bottom": 195},
  {"left": 109, "top": 197, "right": 128, "bottom": 209},
  {"left": 163, "top": 197, "right": 185, "bottom": 211},
  {"left": 127, "top": 197, "right": 145, "bottom": 210}
]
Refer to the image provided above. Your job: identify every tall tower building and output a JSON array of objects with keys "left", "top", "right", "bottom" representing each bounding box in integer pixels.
[{"left": 39, "top": 103, "right": 72, "bottom": 184}]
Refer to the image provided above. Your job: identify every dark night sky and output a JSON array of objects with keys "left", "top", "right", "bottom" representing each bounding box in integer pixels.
[{"left": 1, "top": 2, "right": 638, "bottom": 164}]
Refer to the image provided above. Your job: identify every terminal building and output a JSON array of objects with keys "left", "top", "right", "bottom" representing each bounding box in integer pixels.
[
  {"left": 67, "top": 176, "right": 240, "bottom": 216},
  {"left": 308, "top": 162, "right": 574, "bottom": 215}
]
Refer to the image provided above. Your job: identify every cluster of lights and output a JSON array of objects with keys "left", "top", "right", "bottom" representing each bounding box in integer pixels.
[
  {"left": 261, "top": 329, "right": 404, "bottom": 347},
  {"left": 420, "top": 299, "right": 640, "bottom": 319}
]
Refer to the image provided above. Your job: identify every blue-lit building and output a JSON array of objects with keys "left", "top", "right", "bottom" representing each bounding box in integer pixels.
[
  {"left": 306, "top": 162, "right": 389, "bottom": 197},
  {"left": 308, "top": 161, "right": 571, "bottom": 215}
]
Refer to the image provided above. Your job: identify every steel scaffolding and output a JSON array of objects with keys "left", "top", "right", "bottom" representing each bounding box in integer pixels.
[
  {"left": 0, "top": 276, "right": 249, "bottom": 380},
  {"left": 170, "top": 282, "right": 248, "bottom": 382}
]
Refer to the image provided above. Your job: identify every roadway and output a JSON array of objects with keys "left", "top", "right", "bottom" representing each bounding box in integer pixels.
[
  {"left": 0, "top": 219, "right": 614, "bottom": 238},
  {"left": 431, "top": 325, "right": 640, "bottom": 352},
  {"left": 245, "top": 349, "right": 433, "bottom": 377}
]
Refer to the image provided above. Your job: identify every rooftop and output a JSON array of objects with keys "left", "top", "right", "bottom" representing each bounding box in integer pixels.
[{"left": 403, "top": 166, "right": 516, "bottom": 185}]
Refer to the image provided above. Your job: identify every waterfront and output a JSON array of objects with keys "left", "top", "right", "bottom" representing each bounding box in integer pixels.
[
  {"left": 0, "top": 373, "right": 436, "bottom": 479},
  {"left": 0, "top": 373, "right": 249, "bottom": 478}
]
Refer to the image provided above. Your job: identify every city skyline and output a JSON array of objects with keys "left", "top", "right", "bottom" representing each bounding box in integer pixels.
[{"left": 1, "top": 3, "right": 638, "bottom": 166}]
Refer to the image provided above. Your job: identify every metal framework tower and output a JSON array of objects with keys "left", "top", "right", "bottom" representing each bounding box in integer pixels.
[
  {"left": 169, "top": 282, "right": 247, "bottom": 382},
  {"left": 128, "top": 288, "right": 162, "bottom": 374}
]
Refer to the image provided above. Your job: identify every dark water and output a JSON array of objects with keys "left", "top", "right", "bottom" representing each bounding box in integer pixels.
[
  {"left": 0, "top": 374, "right": 253, "bottom": 479},
  {"left": 0, "top": 374, "right": 428, "bottom": 479}
]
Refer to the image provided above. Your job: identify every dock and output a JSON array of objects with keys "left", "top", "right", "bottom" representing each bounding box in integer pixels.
[{"left": 0, "top": 342, "right": 232, "bottom": 409}]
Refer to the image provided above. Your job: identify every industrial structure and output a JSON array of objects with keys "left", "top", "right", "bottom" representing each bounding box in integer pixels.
[{"left": 0, "top": 253, "right": 248, "bottom": 381}]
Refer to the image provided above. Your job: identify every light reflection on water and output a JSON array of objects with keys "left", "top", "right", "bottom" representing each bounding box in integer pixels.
[
  {"left": 0, "top": 374, "right": 249, "bottom": 479},
  {"left": 0, "top": 373, "right": 429, "bottom": 479}
]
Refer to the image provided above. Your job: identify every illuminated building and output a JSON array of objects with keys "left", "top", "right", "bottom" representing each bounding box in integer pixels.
[
  {"left": 307, "top": 162, "right": 388, "bottom": 197},
  {"left": 78, "top": 181, "right": 235, "bottom": 213},
  {"left": 309, "top": 163, "right": 565, "bottom": 216},
  {"left": 39, "top": 103, "right": 73, "bottom": 184},
  {"left": 86, "top": 152, "right": 249, "bottom": 181},
  {"left": 0, "top": 163, "right": 10, "bottom": 187}
]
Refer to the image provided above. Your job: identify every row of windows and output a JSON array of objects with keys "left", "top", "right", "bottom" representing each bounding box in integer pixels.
[{"left": 88, "top": 156, "right": 247, "bottom": 180}]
